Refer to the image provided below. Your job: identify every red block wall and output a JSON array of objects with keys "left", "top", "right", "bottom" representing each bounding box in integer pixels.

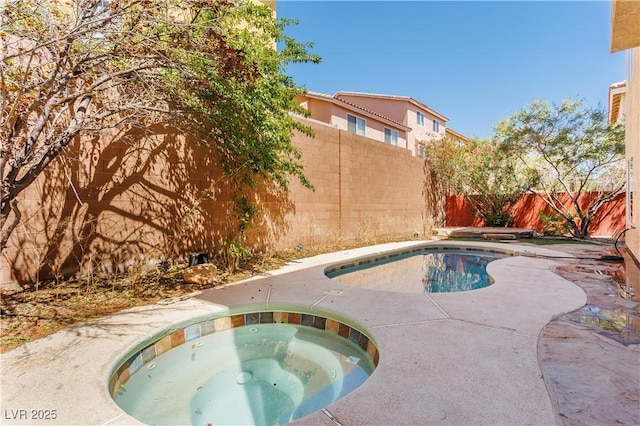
[{"left": 445, "top": 193, "right": 626, "bottom": 237}]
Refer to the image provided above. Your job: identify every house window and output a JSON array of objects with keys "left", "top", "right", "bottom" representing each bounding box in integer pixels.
[
  {"left": 417, "top": 111, "right": 425, "bottom": 126},
  {"left": 432, "top": 119, "right": 440, "bottom": 133},
  {"left": 384, "top": 128, "right": 398, "bottom": 146},
  {"left": 347, "top": 114, "right": 365, "bottom": 136}
]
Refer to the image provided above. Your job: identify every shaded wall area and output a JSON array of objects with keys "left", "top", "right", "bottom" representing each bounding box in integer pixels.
[
  {"left": 1, "top": 124, "right": 293, "bottom": 286},
  {"left": 445, "top": 193, "right": 626, "bottom": 237},
  {"left": 1, "top": 119, "right": 432, "bottom": 286}
]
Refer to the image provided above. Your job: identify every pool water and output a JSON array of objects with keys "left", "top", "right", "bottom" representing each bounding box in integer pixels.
[
  {"left": 328, "top": 249, "right": 506, "bottom": 293},
  {"left": 422, "top": 251, "right": 504, "bottom": 292},
  {"left": 114, "top": 323, "right": 374, "bottom": 425}
]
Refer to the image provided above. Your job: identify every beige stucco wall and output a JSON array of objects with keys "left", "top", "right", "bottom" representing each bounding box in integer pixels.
[
  {"left": 302, "top": 98, "right": 334, "bottom": 124},
  {"left": 299, "top": 97, "right": 409, "bottom": 149},
  {"left": 1, "top": 119, "right": 431, "bottom": 286},
  {"left": 625, "top": 48, "right": 640, "bottom": 263},
  {"left": 252, "top": 0, "right": 275, "bottom": 10},
  {"left": 335, "top": 95, "right": 446, "bottom": 155},
  {"left": 336, "top": 96, "right": 408, "bottom": 124},
  {"left": 1, "top": 125, "right": 249, "bottom": 285},
  {"left": 330, "top": 112, "right": 408, "bottom": 149},
  {"left": 279, "top": 120, "right": 426, "bottom": 249},
  {"left": 611, "top": 0, "right": 640, "bottom": 52},
  {"left": 406, "top": 105, "right": 445, "bottom": 154}
]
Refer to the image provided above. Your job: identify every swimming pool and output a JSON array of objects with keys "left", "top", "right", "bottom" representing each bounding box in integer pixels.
[
  {"left": 326, "top": 246, "right": 510, "bottom": 293},
  {"left": 110, "top": 309, "right": 378, "bottom": 425}
]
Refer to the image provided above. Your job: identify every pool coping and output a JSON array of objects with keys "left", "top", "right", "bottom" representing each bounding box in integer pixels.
[
  {"left": 0, "top": 240, "right": 588, "bottom": 425},
  {"left": 323, "top": 241, "right": 516, "bottom": 278},
  {"left": 108, "top": 308, "right": 381, "bottom": 403}
]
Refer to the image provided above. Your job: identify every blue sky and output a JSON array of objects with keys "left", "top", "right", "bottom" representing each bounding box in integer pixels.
[{"left": 277, "top": 1, "right": 626, "bottom": 138}]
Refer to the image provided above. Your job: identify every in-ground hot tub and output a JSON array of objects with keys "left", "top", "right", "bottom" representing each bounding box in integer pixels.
[{"left": 109, "top": 307, "right": 379, "bottom": 425}]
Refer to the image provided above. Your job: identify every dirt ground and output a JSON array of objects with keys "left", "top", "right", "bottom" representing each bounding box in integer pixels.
[
  {"left": 0, "top": 251, "right": 295, "bottom": 353},
  {"left": 0, "top": 239, "right": 410, "bottom": 353}
]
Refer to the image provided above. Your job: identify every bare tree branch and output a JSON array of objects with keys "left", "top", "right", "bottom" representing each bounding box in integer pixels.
[{"left": 0, "top": 0, "right": 319, "bottom": 252}]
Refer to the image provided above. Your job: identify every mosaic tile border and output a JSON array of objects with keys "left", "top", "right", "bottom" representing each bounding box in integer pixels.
[
  {"left": 109, "top": 311, "right": 379, "bottom": 398},
  {"left": 324, "top": 244, "right": 514, "bottom": 277}
]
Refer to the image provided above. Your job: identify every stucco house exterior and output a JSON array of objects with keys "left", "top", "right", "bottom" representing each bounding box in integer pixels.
[
  {"left": 295, "top": 92, "right": 412, "bottom": 149},
  {"left": 335, "top": 92, "right": 449, "bottom": 156},
  {"left": 445, "top": 127, "right": 471, "bottom": 144},
  {"left": 608, "top": 81, "right": 627, "bottom": 126},
  {"left": 296, "top": 91, "right": 470, "bottom": 157},
  {"left": 610, "top": 0, "right": 640, "bottom": 265}
]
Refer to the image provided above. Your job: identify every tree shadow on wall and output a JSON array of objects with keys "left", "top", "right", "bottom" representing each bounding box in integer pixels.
[{"left": 6, "top": 124, "right": 295, "bottom": 287}]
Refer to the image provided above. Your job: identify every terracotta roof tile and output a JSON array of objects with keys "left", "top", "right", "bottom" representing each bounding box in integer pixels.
[
  {"left": 304, "top": 91, "right": 411, "bottom": 130},
  {"left": 334, "top": 91, "right": 449, "bottom": 122}
]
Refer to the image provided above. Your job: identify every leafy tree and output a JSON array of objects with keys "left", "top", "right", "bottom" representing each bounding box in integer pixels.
[
  {"left": 494, "top": 99, "right": 625, "bottom": 238},
  {"left": 1, "top": 0, "right": 320, "bottom": 251},
  {"left": 422, "top": 136, "right": 527, "bottom": 227}
]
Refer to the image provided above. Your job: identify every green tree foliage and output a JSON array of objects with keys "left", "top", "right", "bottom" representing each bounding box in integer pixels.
[
  {"left": 0, "top": 0, "right": 320, "bottom": 251},
  {"left": 422, "top": 136, "right": 526, "bottom": 227},
  {"left": 494, "top": 99, "right": 625, "bottom": 238}
]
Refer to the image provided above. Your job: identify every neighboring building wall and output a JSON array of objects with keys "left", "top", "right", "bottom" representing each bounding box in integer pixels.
[
  {"left": 335, "top": 95, "right": 407, "bottom": 123},
  {"left": 608, "top": 81, "right": 627, "bottom": 125},
  {"left": 445, "top": 128, "right": 471, "bottom": 144},
  {"left": 296, "top": 94, "right": 410, "bottom": 149},
  {"left": 626, "top": 48, "right": 640, "bottom": 262},
  {"left": 300, "top": 97, "right": 334, "bottom": 124},
  {"left": 330, "top": 113, "right": 408, "bottom": 148},
  {"left": 335, "top": 93, "right": 448, "bottom": 156},
  {"left": 1, "top": 119, "right": 430, "bottom": 286},
  {"left": 611, "top": 0, "right": 640, "bottom": 264},
  {"left": 253, "top": 0, "right": 275, "bottom": 9}
]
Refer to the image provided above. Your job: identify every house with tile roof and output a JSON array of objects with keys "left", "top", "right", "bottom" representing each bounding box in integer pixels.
[
  {"left": 334, "top": 92, "right": 451, "bottom": 156},
  {"left": 295, "top": 92, "right": 412, "bottom": 149},
  {"left": 608, "top": 81, "right": 627, "bottom": 125},
  {"left": 444, "top": 127, "right": 471, "bottom": 144},
  {"left": 296, "top": 91, "right": 469, "bottom": 157}
]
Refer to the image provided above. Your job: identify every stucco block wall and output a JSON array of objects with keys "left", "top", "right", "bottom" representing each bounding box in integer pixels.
[
  {"left": 276, "top": 124, "right": 342, "bottom": 247},
  {"left": 445, "top": 193, "right": 626, "bottom": 237},
  {"left": 1, "top": 119, "right": 430, "bottom": 286},
  {"left": 337, "top": 129, "right": 425, "bottom": 239},
  {"left": 1, "top": 124, "right": 268, "bottom": 285},
  {"left": 273, "top": 120, "right": 427, "bottom": 249}
]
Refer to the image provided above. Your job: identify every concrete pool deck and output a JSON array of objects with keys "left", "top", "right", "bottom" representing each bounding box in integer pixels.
[{"left": 0, "top": 240, "right": 625, "bottom": 425}]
